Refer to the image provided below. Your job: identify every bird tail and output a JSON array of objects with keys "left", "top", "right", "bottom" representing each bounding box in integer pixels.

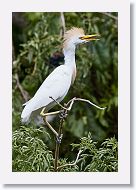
[{"left": 21, "top": 105, "right": 32, "bottom": 124}]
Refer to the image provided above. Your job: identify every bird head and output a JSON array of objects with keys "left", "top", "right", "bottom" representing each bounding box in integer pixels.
[{"left": 63, "top": 27, "right": 100, "bottom": 49}]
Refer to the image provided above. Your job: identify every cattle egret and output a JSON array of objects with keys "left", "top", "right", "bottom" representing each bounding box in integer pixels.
[{"left": 21, "top": 27, "right": 100, "bottom": 124}]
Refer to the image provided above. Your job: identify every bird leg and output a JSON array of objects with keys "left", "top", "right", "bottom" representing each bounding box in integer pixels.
[
  {"left": 40, "top": 107, "right": 61, "bottom": 117},
  {"left": 40, "top": 97, "right": 76, "bottom": 143},
  {"left": 40, "top": 108, "right": 59, "bottom": 138},
  {"left": 40, "top": 107, "right": 64, "bottom": 144}
]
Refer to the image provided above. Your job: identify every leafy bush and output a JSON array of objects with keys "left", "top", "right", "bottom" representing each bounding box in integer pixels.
[
  {"left": 13, "top": 127, "right": 118, "bottom": 172},
  {"left": 12, "top": 126, "right": 53, "bottom": 171},
  {"left": 71, "top": 133, "right": 118, "bottom": 172}
]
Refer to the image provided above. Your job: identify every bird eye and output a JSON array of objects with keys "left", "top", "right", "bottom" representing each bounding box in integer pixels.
[{"left": 79, "top": 37, "right": 83, "bottom": 40}]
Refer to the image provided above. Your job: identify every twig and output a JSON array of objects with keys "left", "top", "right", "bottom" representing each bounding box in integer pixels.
[
  {"left": 57, "top": 149, "right": 83, "bottom": 170},
  {"left": 50, "top": 96, "right": 106, "bottom": 112},
  {"left": 54, "top": 113, "right": 65, "bottom": 171},
  {"left": 60, "top": 12, "right": 66, "bottom": 37},
  {"left": 32, "top": 58, "right": 37, "bottom": 76},
  {"left": 101, "top": 12, "right": 118, "bottom": 21},
  {"left": 15, "top": 73, "right": 29, "bottom": 102},
  {"left": 49, "top": 96, "right": 67, "bottom": 110},
  {"left": 66, "top": 97, "right": 106, "bottom": 110}
]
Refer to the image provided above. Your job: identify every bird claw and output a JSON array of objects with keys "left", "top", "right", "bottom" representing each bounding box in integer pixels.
[
  {"left": 59, "top": 110, "right": 68, "bottom": 119},
  {"left": 56, "top": 134, "right": 63, "bottom": 144}
]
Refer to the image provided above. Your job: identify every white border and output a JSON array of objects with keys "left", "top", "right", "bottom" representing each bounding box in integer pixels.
[{"left": 0, "top": 0, "right": 130, "bottom": 184}]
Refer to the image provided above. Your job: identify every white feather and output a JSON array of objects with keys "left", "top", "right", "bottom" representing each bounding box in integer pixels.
[{"left": 21, "top": 65, "right": 72, "bottom": 123}]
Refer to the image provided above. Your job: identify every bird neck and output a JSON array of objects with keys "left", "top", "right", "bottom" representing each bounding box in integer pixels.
[
  {"left": 63, "top": 45, "right": 77, "bottom": 84},
  {"left": 63, "top": 45, "right": 76, "bottom": 67}
]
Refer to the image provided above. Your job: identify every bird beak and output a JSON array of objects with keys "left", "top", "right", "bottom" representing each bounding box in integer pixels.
[{"left": 79, "top": 34, "right": 100, "bottom": 41}]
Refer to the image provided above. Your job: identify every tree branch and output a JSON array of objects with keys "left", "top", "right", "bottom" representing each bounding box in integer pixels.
[
  {"left": 101, "top": 12, "right": 118, "bottom": 21},
  {"left": 54, "top": 113, "right": 65, "bottom": 171},
  {"left": 57, "top": 149, "right": 83, "bottom": 170},
  {"left": 66, "top": 97, "right": 106, "bottom": 110},
  {"left": 15, "top": 73, "right": 29, "bottom": 102},
  {"left": 60, "top": 12, "right": 66, "bottom": 37}
]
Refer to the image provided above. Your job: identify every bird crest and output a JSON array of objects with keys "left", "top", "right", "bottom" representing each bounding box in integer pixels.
[
  {"left": 64, "top": 27, "right": 85, "bottom": 40},
  {"left": 63, "top": 27, "right": 85, "bottom": 48}
]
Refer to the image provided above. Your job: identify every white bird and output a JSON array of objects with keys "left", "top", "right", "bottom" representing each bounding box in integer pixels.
[{"left": 21, "top": 27, "right": 100, "bottom": 124}]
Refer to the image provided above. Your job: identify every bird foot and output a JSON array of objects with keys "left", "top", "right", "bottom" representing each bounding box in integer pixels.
[
  {"left": 59, "top": 110, "right": 68, "bottom": 119},
  {"left": 56, "top": 134, "right": 63, "bottom": 144}
]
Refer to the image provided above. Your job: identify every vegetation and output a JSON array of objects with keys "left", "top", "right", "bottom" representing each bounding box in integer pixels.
[
  {"left": 12, "top": 12, "right": 118, "bottom": 172},
  {"left": 13, "top": 126, "right": 118, "bottom": 172}
]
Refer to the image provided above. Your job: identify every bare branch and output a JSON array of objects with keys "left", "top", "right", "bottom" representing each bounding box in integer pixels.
[
  {"left": 50, "top": 96, "right": 106, "bottom": 112},
  {"left": 60, "top": 12, "right": 66, "bottom": 37},
  {"left": 49, "top": 96, "right": 67, "bottom": 110},
  {"left": 66, "top": 97, "right": 106, "bottom": 111},
  {"left": 15, "top": 73, "right": 29, "bottom": 102},
  {"left": 74, "top": 98, "right": 106, "bottom": 110},
  {"left": 101, "top": 12, "right": 118, "bottom": 21},
  {"left": 57, "top": 149, "right": 83, "bottom": 170}
]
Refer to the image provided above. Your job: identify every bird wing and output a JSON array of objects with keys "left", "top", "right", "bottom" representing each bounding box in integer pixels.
[{"left": 24, "top": 65, "right": 72, "bottom": 112}]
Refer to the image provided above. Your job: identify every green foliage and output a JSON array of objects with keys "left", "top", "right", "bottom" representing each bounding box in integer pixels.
[
  {"left": 12, "top": 127, "right": 118, "bottom": 172},
  {"left": 12, "top": 126, "right": 53, "bottom": 171},
  {"left": 71, "top": 133, "right": 118, "bottom": 172},
  {"left": 12, "top": 12, "right": 118, "bottom": 172},
  {"left": 58, "top": 158, "right": 80, "bottom": 172}
]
